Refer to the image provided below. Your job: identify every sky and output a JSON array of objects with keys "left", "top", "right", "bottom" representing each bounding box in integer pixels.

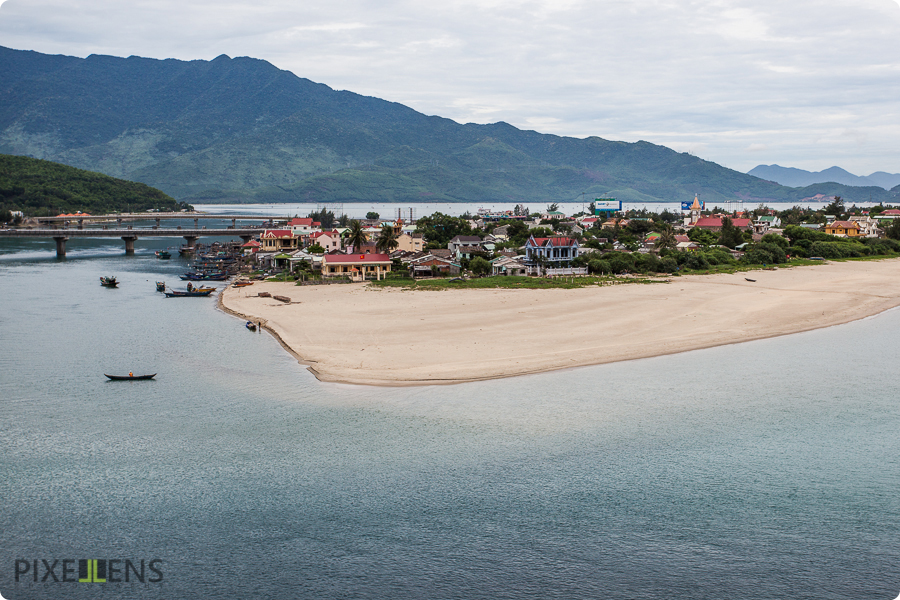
[{"left": 1, "top": 0, "right": 899, "bottom": 175}]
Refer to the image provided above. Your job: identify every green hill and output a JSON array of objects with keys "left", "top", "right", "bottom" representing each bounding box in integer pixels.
[
  {"left": 0, "top": 154, "right": 188, "bottom": 216},
  {"left": 1, "top": 46, "right": 897, "bottom": 205}
]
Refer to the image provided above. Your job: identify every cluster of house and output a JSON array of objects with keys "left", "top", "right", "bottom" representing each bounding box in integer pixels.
[
  {"left": 245, "top": 217, "right": 422, "bottom": 280},
  {"left": 679, "top": 196, "right": 898, "bottom": 243},
  {"left": 242, "top": 201, "right": 900, "bottom": 280},
  {"left": 243, "top": 214, "right": 589, "bottom": 279}
]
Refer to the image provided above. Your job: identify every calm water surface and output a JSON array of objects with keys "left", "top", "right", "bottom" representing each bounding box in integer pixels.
[{"left": 1, "top": 237, "right": 898, "bottom": 599}]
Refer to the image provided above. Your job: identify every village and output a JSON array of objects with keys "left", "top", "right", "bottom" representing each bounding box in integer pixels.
[{"left": 241, "top": 197, "right": 900, "bottom": 283}]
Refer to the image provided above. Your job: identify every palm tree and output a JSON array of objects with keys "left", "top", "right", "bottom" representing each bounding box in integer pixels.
[
  {"left": 655, "top": 229, "right": 678, "bottom": 252},
  {"left": 345, "top": 220, "right": 367, "bottom": 252},
  {"left": 376, "top": 225, "right": 399, "bottom": 254}
]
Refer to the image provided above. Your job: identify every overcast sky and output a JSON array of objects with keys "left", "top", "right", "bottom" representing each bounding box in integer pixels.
[{"left": 1, "top": 0, "right": 899, "bottom": 175}]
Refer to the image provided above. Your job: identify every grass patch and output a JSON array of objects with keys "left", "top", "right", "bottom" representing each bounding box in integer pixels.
[{"left": 368, "top": 275, "right": 671, "bottom": 290}]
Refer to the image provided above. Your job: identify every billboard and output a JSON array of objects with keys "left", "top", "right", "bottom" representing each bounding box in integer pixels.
[
  {"left": 680, "top": 201, "right": 692, "bottom": 211},
  {"left": 594, "top": 199, "right": 621, "bottom": 213}
]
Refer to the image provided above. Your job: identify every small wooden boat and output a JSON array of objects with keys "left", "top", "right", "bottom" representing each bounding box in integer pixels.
[
  {"left": 165, "top": 289, "right": 214, "bottom": 297},
  {"left": 246, "top": 321, "right": 257, "bottom": 331},
  {"left": 100, "top": 276, "right": 118, "bottom": 287},
  {"left": 156, "top": 281, "right": 166, "bottom": 292},
  {"left": 745, "top": 278, "right": 756, "bottom": 282},
  {"left": 233, "top": 281, "right": 254, "bottom": 288},
  {"left": 105, "top": 373, "right": 156, "bottom": 380},
  {"left": 155, "top": 250, "right": 172, "bottom": 259}
]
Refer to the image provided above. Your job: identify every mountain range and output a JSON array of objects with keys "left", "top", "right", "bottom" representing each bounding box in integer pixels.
[
  {"left": 1, "top": 45, "right": 897, "bottom": 205},
  {"left": 748, "top": 165, "right": 900, "bottom": 190}
]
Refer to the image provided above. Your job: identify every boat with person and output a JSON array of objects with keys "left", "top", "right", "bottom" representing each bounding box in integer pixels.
[
  {"left": 100, "top": 276, "right": 118, "bottom": 287},
  {"left": 156, "top": 281, "right": 166, "bottom": 292},
  {"left": 156, "top": 250, "right": 172, "bottom": 259},
  {"left": 246, "top": 321, "right": 257, "bottom": 331},
  {"left": 104, "top": 372, "right": 156, "bottom": 380}
]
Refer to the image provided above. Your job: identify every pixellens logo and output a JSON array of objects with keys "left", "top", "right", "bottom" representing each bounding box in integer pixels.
[{"left": 14, "top": 559, "right": 163, "bottom": 583}]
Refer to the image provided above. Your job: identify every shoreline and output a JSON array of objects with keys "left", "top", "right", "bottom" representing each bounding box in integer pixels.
[{"left": 220, "top": 259, "right": 900, "bottom": 386}]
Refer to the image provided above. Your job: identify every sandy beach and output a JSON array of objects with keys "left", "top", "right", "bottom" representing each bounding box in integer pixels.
[{"left": 221, "top": 259, "right": 900, "bottom": 386}]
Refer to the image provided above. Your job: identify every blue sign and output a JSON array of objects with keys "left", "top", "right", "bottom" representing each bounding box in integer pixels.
[{"left": 680, "top": 201, "right": 692, "bottom": 211}]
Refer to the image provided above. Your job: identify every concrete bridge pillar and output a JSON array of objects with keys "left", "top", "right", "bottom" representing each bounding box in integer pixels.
[
  {"left": 183, "top": 235, "right": 198, "bottom": 249},
  {"left": 77, "top": 218, "right": 84, "bottom": 230},
  {"left": 54, "top": 236, "right": 68, "bottom": 258},
  {"left": 239, "top": 235, "right": 253, "bottom": 244},
  {"left": 116, "top": 218, "right": 122, "bottom": 226},
  {"left": 156, "top": 218, "right": 161, "bottom": 228},
  {"left": 194, "top": 218, "right": 199, "bottom": 229},
  {"left": 121, "top": 236, "right": 137, "bottom": 254},
  {"left": 232, "top": 218, "right": 237, "bottom": 228}
]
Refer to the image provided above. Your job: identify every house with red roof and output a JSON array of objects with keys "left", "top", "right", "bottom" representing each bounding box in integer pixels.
[
  {"left": 288, "top": 218, "right": 321, "bottom": 235},
  {"left": 524, "top": 235, "right": 581, "bottom": 274},
  {"left": 824, "top": 221, "right": 861, "bottom": 237},
  {"left": 309, "top": 230, "right": 342, "bottom": 252},
  {"left": 321, "top": 253, "right": 392, "bottom": 281},
  {"left": 692, "top": 217, "right": 752, "bottom": 231},
  {"left": 240, "top": 239, "right": 261, "bottom": 255},
  {"left": 260, "top": 229, "right": 299, "bottom": 252}
]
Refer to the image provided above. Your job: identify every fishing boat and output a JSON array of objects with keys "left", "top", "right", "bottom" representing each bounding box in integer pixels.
[
  {"left": 246, "top": 321, "right": 257, "bottom": 331},
  {"left": 156, "top": 281, "right": 166, "bottom": 292},
  {"left": 105, "top": 373, "right": 156, "bottom": 380},
  {"left": 155, "top": 250, "right": 172, "bottom": 259},
  {"left": 165, "top": 289, "right": 214, "bottom": 297},
  {"left": 100, "top": 276, "right": 118, "bottom": 287},
  {"left": 233, "top": 281, "right": 254, "bottom": 288}
]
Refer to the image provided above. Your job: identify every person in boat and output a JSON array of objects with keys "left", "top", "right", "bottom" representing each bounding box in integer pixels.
[
  {"left": 129, "top": 372, "right": 133, "bottom": 377},
  {"left": 187, "top": 282, "right": 193, "bottom": 291}
]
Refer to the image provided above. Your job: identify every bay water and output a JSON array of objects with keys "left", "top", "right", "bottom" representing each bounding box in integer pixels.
[{"left": 1, "top": 235, "right": 898, "bottom": 599}]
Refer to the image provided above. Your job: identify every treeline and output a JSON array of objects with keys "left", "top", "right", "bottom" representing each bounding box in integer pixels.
[{"left": 0, "top": 154, "right": 191, "bottom": 218}]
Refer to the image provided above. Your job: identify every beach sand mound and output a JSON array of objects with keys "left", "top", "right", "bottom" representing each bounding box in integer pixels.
[{"left": 221, "top": 259, "right": 900, "bottom": 386}]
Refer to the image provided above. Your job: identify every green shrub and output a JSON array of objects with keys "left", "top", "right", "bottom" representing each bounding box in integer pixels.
[
  {"left": 684, "top": 253, "right": 710, "bottom": 270},
  {"left": 807, "top": 241, "right": 866, "bottom": 259},
  {"left": 743, "top": 248, "right": 775, "bottom": 265},
  {"left": 761, "top": 233, "right": 789, "bottom": 249},
  {"left": 659, "top": 257, "right": 678, "bottom": 273}
]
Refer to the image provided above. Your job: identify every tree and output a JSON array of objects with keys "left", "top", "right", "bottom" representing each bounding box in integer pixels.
[
  {"left": 655, "top": 229, "right": 678, "bottom": 252},
  {"left": 546, "top": 202, "right": 560, "bottom": 212},
  {"left": 376, "top": 225, "right": 399, "bottom": 253},
  {"left": 415, "top": 212, "right": 472, "bottom": 246},
  {"left": 345, "top": 220, "right": 367, "bottom": 251},
  {"left": 469, "top": 256, "right": 491, "bottom": 276},
  {"left": 718, "top": 217, "right": 745, "bottom": 248},
  {"left": 823, "top": 196, "right": 845, "bottom": 218},
  {"left": 886, "top": 218, "right": 900, "bottom": 240},
  {"left": 366, "top": 211, "right": 380, "bottom": 220},
  {"left": 306, "top": 243, "right": 325, "bottom": 254},
  {"left": 688, "top": 227, "right": 718, "bottom": 247},
  {"left": 307, "top": 208, "right": 336, "bottom": 229},
  {"left": 338, "top": 214, "right": 350, "bottom": 227}
]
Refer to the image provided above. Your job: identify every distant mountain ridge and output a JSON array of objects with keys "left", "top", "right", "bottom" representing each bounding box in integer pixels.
[
  {"left": 748, "top": 165, "right": 900, "bottom": 190},
  {"left": 1, "top": 45, "right": 897, "bottom": 205}
]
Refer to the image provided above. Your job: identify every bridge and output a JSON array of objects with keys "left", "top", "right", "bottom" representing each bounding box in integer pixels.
[
  {"left": 0, "top": 227, "right": 260, "bottom": 257},
  {"left": 34, "top": 212, "right": 282, "bottom": 229}
]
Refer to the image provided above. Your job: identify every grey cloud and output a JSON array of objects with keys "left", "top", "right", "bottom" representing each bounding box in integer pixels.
[{"left": 1, "top": 0, "right": 899, "bottom": 173}]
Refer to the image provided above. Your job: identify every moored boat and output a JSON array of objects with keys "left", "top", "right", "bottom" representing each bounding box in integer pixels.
[
  {"left": 165, "top": 289, "right": 214, "bottom": 297},
  {"left": 105, "top": 373, "right": 156, "bottom": 380},
  {"left": 100, "top": 276, "right": 118, "bottom": 287},
  {"left": 156, "top": 281, "right": 166, "bottom": 292},
  {"left": 246, "top": 321, "right": 257, "bottom": 331},
  {"left": 156, "top": 250, "right": 172, "bottom": 259}
]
